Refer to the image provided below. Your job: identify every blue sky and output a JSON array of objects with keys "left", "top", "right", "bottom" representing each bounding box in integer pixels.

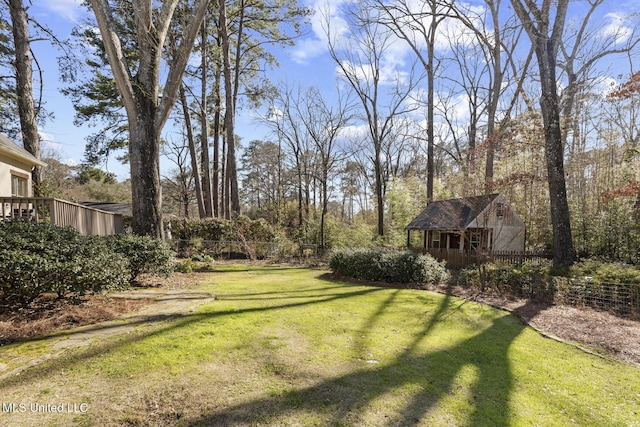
[
  {"left": 28, "top": 0, "right": 340, "bottom": 180},
  {"left": 25, "top": 0, "right": 640, "bottom": 181}
]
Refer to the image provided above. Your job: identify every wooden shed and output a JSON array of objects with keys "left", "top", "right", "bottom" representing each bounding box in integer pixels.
[{"left": 405, "top": 193, "right": 526, "bottom": 256}]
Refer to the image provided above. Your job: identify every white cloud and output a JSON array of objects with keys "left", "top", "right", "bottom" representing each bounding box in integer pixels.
[
  {"left": 599, "top": 13, "right": 632, "bottom": 45},
  {"left": 62, "top": 157, "right": 78, "bottom": 167},
  {"left": 291, "top": 0, "right": 353, "bottom": 64},
  {"left": 596, "top": 75, "right": 621, "bottom": 97},
  {"left": 39, "top": 130, "right": 65, "bottom": 154},
  {"left": 40, "top": 0, "right": 85, "bottom": 23}
]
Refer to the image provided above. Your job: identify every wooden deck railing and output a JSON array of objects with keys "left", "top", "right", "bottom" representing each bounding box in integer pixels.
[{"left": 0, "top": 197, "right": 123, "bottom": 236}]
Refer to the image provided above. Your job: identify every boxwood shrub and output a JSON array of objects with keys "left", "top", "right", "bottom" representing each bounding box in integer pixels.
[
  {"left": 329, "top": 248, "right": 448, "bottom": 285},
  {"left": 105, "top": 233, "right": 175, "bottom": 283},
  {"left": 0, "top": 220, "right": 129, "bottom": 306}
]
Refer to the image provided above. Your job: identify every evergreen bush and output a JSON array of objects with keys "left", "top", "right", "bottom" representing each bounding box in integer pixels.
[
  {"left": 105, "top": 233, "right": 175, "bottom": 282},
  {"left": 458, "top": 261, "right": 554, "bottom": 300},
  {"left": 329, "top": 248, "right": 448, "bottom": 285},
  {"left": 0, "top": 220, "right": 128, "bottom": 306}
]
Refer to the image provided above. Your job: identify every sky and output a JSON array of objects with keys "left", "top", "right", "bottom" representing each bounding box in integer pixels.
[
  {"left": 26, "top": 0, "right": 336, "bottom": 181},
  {"left": 23, "top": 0, "right": 640, "bottom": 181}
]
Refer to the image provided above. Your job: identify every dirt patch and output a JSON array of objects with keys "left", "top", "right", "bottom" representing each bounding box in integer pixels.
[{"left": 0, "top": 272, "right": 205, "bottom": 346}]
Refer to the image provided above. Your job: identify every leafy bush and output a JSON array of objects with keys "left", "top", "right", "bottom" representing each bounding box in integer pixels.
[
  {"left": 569, "top": 259, "right": 640, "bottom": 284},
  {"left": 167, "top": 216, "right": 278, "bottom": 243},
  {"left": 0, "top": 220, "right": 128, "bottom": 306},
  {"left": 105, "top": 233, "right": 174, "bottom": 282},
  {"left": 458, "top": 261, "right": 554, "bottom": 300},
  {"left": 174, "top": 258, "right": 195, "bottom": 273},
  {"left": 329, "top": 248, "right": 448, "bottom": 285},
  {"left": 168, "top": 216, "right": 280, "bottom": 258}
]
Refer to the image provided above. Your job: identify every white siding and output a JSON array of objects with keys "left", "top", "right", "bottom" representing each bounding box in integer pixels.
[
  {"left": 468, "top": 194, "right": 526, "bottom": 252},
  {"left": 0, "top": 154, "right": 33, "bottom": 197}
]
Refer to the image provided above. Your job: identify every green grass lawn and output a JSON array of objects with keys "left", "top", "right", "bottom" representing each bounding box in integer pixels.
[{"left": 1, "top": 265, "right": 639, "bottom": 426}]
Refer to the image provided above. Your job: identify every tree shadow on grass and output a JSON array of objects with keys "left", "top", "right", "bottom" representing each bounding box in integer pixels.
[
  {"left": 0, "top": 283, "right": 386, "bottom": 387},
  {"left": 2, "top": 272, "right": 546, "bottom": 426},
  {"left": 186, "top": 282, "right": 539, "bottom": 426}
]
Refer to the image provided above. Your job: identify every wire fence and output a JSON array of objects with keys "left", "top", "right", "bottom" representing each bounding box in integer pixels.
[
  {"left": 552, "top": 278, "right": 640, "bottom": 317},
  {"left": 173, "top": 241, "right": 638, "bottom": 317},
  {"left": 487, "top": 276, "right": 640, "bottom": 317}
]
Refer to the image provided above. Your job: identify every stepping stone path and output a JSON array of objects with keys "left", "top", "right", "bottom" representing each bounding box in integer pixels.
[{"left": 0, "top": 289, "right": 215, "bottom": 380}]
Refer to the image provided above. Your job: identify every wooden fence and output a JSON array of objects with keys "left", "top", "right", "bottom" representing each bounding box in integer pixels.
[
  {"left": 418, "top": 248, "right": 548, "bottom": 268},
  {"left": 0, "top": 197, "right": 123, "bottom": 236}
]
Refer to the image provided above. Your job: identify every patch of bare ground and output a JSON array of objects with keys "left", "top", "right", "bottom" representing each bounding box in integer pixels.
[{"left": 0, "top": 272, "right": 204, "bottom": 346}]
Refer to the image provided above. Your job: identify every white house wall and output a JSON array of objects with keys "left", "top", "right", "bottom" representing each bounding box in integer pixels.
[{"left": 0, "top": 154, "right": 33, "bottom": 197}]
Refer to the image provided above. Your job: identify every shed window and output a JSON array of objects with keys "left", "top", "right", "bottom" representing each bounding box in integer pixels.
[
  {"left": 470, "top": 231, "right": 481, "bottom": 250},
  {"left": 11, "top": 174, "right": 28, "bottom": 197},
  {"left": 431, "top": 231, "right": 441, "bottom": 249},
  {"left": 496, "top": 203, "right": 504, "bottom": 218}
]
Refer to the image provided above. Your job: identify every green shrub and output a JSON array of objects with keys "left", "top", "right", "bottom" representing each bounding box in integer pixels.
[
  {"left": 174, "top": 258, "right": 195, "bottom": 273},
  {"left": 168, "top": 216, "right": 278, "bottom": 243},
  {"left": 457, "top": 261, "right": 554, "bottom": 300},
  {"left": 329, "top": 248, "right": 448, "bottom": 285},
  {"left": 569, "top": 259, "right": 640, "bottom": 284},
  {"left": 105, "top": 233, "right": 174, "bottom": 282},
  {"left": 0, "top": 220, "right": 128, "bottom": 306}
]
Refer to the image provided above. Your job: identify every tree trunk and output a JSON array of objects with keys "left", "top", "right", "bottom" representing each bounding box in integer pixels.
[
  {"left": 375, "top": 148, "right": 384, "bottom": 236},
  {"left": 538, "top": 46, "right": 576, "bottom": 267},
  {"left": 212, "top": 69, "right": 221, "bottom": 217},
  {"left": 179, "top": 85, "right": 206, "bottom": 218},
  {"left": 200, "top": 19, "right": 214, "bottom": 217},
  {"left": 219, "top": 0, "right": 241, "bottom": 218},
  {"left": 320, "top": 177, "right": 328, "bottom": 247},
  {"left": 9, "top": 0, "right": 42, "bottom": 195},
  {"left": 511, "top": 0, "right": 575, "bottom": 267},
  {"left": 129, "top": 98, "right": 163, "bottom": 238}
]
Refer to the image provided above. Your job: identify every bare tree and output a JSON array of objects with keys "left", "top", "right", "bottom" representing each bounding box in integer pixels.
[
  {"left": 264, "top": 82, "right": 313, "bottom": 230},
  {"left": 371, "top": 0, "right": 457, "bottom": 202},
  {"left": 511, "top": 0, "right": 576, "bottom": 267},
  {"left": 558, "top": 0, "right": 640, "bottom": 153},
  {"left": 325, "top": 4, "right": 422, "bottom": 236},
  {"left": 88, "top": 0, "right": 208, "bottom": 238},
  {"left": 162, "top": 138, "right": 196, "bottom": 218},
  {"left": 298, "top": 86, "right": 353, "bottom": 247}
]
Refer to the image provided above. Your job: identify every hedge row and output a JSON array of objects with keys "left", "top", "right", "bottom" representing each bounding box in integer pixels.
[
  {"left": 0, "top": 220, "right": 174, "bottom": 307},
  {"left": 456, "top": 261, "right": 554, "bottom": 300},
  {"left": 329, "top": 248, "right": 448, "bottom": 285},
  {"left": 167, "top": 216, "right": 278, "bottom": 243},
  {"left": 457, "top": 260, "right": 640, "bottom": 315}
]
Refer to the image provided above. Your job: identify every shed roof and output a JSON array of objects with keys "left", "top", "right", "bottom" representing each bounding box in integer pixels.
[
  {"left": 405, "top": 193, "right": 500, "bottom": 231},
  {"left": 0, "top": 132, "right": 47, "bottom": 167}
]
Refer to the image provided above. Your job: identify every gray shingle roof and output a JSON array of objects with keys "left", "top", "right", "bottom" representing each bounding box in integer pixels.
[{"left": 405, "top": 194, "right": 500, "bottom": 230}]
